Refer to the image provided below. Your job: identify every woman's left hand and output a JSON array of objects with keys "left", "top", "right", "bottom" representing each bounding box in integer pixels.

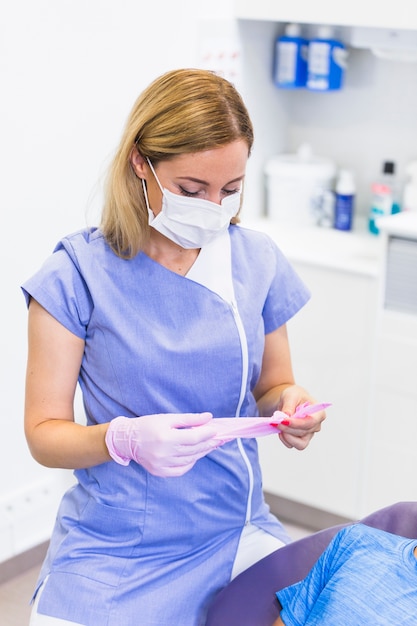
[{"left": 275, "top": 385, "right": 327, "bottom": 450}]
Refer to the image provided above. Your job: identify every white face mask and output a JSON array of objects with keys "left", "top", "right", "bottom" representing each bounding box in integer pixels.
[{"left": 142, "top": 158, "right": 241, "bottom": 249}]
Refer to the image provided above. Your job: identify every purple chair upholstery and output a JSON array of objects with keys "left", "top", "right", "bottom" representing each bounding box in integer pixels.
[{"left": 205, "top": 502, "right": 417, "bottom": 626}]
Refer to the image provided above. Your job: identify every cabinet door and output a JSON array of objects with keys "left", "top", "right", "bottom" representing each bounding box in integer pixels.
[
  {"left": 362, "top": 312, "right": 417, "bottom": 514},
  {"left": 234, "top": 0, "right": 416, "bottom": 31},
  {"left": 258, "top": 263, "right": 377, "bottom": 519}
]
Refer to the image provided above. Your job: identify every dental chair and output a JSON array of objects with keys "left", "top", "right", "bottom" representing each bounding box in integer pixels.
[{"left": 205, "top": 501, "right": 417, "bottom": 626}]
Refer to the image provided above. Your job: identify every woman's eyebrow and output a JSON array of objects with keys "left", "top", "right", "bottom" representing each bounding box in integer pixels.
[
  {"left": 176, "top": 175, "right": 244, "bottom": 185},
  {"left": 176, "top": 176, "right": 209, "bottom": 185}
]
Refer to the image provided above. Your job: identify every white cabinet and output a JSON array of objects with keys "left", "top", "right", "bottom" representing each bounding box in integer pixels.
[
  {"left": 363, "top": 311, "right": 417, "bottom": 514},
  {"left": 362, "top": 216, "right": 417, "bottom": 513},
  {"left": 258, "top": 260, "right": 378, "bottom": 520},
  {"left": 252, "top": 215, "right": 417, "bottom": 521},
  {"left": 234, "top": 0, "right": 417, "bottom": 31},
  {"left": 244, "top": 220, "right": 381, "bottom": 520}
]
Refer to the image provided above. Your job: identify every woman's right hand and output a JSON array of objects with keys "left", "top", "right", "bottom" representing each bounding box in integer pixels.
[{"left": 105, "top": 412, "right": 218, "bottom": 477}]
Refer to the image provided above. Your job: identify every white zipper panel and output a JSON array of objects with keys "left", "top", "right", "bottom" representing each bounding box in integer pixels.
[
  {"left": 230, "top": 299, "right": 254, "bottom": 525},
  {"left": 185, "top": 230, "right": 255, "bottom": 526}
]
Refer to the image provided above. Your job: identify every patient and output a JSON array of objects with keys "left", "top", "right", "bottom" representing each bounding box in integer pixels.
[{"left": 273, "top": 523, "right": 417, "bottom": 625}]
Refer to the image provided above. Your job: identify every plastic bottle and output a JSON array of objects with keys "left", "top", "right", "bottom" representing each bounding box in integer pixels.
[
  {"left": 274, "top": 23, "right": 308, "bottom": 89},
  {"left": 307, "top": 25, "right": 347, "bottom": 91},
  {"left": 402, "top": 160, "right": 417, "bottom": 212},
  {"left": 334, "top": 169, "right": 355, "bottom": 231},
  {"left": 368, "top": 161, "right": 400, "bottom": 235}
]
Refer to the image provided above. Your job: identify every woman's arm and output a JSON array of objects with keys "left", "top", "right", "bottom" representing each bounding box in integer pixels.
[
  {"left": 253, "top": 325, "right": 326, "bottom": 450},
  {"left": 24, "top": 299, "right": 111, "bottom": 469},
  {"left": 253, "top": 325, "right": 295, "bottom": 416}
]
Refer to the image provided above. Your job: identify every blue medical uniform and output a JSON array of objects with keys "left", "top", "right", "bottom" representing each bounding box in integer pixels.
[{"left": 22, "top": 224, "right": 310, "bottom": 626}]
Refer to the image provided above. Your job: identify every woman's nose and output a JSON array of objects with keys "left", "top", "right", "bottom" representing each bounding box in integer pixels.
[{"left": 206, "top": 192, "right": 223, "bottom": 205}]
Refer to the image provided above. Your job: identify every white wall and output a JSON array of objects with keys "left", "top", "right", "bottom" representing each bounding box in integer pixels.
[
  {"left": 236, "top": 20, "right": 417, "bottom": 220},
  {"left": 4, "top": 2, "right": 417, "bottom": 561},
  {"left": 0, "top": 0, "right": 234, "bottom": 561},
  {"left": 284, "top": 47, "right": 417, "bottom": 216}
]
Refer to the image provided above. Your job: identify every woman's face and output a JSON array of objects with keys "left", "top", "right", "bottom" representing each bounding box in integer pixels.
[{"left": 131, "top": 139, "right": 249, "bottom": 215}]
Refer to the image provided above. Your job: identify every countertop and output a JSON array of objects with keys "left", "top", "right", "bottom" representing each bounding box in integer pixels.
[
  {"left": 377, "top": 211, "right": 417, "bottom": 238},
  {"left": 241, "top": 218, "right": 383, "bottom": 278}
]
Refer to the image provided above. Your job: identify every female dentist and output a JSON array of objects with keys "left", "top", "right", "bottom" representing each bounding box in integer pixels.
[{"left": 23, "top": 68, "right": 327, "bottom": 626}]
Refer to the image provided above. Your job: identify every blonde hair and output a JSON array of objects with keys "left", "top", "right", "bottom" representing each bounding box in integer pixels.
[{"left": 101, "top": 68, "right": 254, "bottom": 258}]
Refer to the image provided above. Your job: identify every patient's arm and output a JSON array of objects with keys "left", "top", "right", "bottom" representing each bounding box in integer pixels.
[{"left": 272, "top": 617, "right": 285, "bottom": 626}]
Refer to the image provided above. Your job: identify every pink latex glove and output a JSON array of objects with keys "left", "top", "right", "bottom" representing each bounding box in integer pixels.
[
  {"left": 271, "top": 401, "right": 332, "bottom": 427},
  {"left": 105, "top": 412, "right": 218, "bottom": 477},
  {"left": 212, "top": 402, "right": 331, "bottom": 444}
]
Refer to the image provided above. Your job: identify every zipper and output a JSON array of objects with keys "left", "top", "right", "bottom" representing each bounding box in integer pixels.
[{"left": 230, "top": 299, "right": 254, "bottom": 525}]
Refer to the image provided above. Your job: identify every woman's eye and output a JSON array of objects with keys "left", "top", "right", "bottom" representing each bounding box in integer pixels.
[
  {"left": 178, "top": 186, "right": 200, "bottom": 197},
  {"left": 177, "top": 186, "right": 240, "bottom": 198}
]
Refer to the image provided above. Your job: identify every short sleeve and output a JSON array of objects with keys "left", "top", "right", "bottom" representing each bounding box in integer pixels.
[
  {"left": 21, "top": 247, "right": 93, "bottom": 339},
  {"left": 276, "top": 527, "right": 348, "bottom": 625},
  {"left": 262, "top": 237, "right": 310, "bottom": 334}
]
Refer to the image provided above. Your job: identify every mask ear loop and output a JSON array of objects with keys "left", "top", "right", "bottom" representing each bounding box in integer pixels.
[
  {"left": 130, "top": 144, "right": 155, "bottom": 215},
  {"left": 143, "top": 157, "right": 166, "bottom": 222},
  {"left": 146, "top": 157, "right": 165, "bottom": 194},
  {"left": 141, "top": 178, "right": 151, "bottom": 210},
  {"left": 136, "top": 155, "right": 162, "bottom": 216},
  {"left": 141, "top": 178, "right": 158, "bottom": 224}
]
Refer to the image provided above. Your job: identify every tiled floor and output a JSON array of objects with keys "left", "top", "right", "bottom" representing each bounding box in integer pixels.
[{"left": 0, "top": 522, "right": 312, "bottom": 625}]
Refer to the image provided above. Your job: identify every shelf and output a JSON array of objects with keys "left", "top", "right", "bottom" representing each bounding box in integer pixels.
[{"left": 234, "top": 0, "right": 417, "bottom": 32}]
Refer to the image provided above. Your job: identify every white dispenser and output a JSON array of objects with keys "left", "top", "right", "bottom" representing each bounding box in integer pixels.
[
  {"left": 274, "top": 23, "right": 308, "bottom": 89},
  {"left": 307, "top": 25, "right": 347, "bottom": 92},
  {"left": 265, "top": 144, "right": 336, "bottom": 226}
]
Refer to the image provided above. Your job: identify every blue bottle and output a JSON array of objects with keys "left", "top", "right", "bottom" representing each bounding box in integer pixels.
[
  {"left": 274, "top": 23, "right": 308, "bottom": 89},
  {"left": 334, "top": 170, "right": 355, "bottom": 231},
  {"left": 307, "top": 26, "right": 347, "bottom": 92}
]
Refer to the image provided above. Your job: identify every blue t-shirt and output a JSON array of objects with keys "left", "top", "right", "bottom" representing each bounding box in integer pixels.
[{"left": 277, "top": 524, "right": 417, "bottom": 625}]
